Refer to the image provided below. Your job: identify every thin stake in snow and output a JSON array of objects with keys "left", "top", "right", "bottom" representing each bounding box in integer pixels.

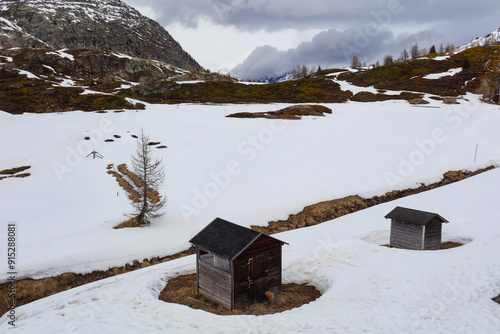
[{"left": 474, "top": 144, "right": 479, "bottom": 162}]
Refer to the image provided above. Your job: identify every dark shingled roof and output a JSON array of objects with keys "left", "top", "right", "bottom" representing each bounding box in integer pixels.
[
  {"left": 385, "top": 206, "right": 448, "bottom": 226},
  {"left": 189, "top": 218, "right": 276, "bottom": 260}
]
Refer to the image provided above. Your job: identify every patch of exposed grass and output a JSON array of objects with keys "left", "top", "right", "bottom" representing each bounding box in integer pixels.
[
  {"left": 0, "top": 74, "right": 138, "bottom": 113},
  {"left": 337, "top": 46, "right": 500, "bottom": 97},
  {"left": 227, "top": 104, "right": 332, "bottom": 120},
  {"left": 349, "top": 91, "right": 424, "bottom": 102},
  {"left": 252, "top": 167, "right": 495, "bottom": 234},
  {"left": 13, "top": 173, "right": 31, "bottom": 178},
  {"left": 159, "top": 273, "right": 321, "bottom": 315},
  {"left": 114, "top": 217, "right": 141, "bottom": 229},
  {"left": 440, "top": 242, "right": 464, "bottom": 249},
  {"left": 0, "top": 166, "right": 31, "bottom": 181},
  {"left": 409, "top": 98, "right": 430, "bottom": 104},
  {"left": 126, "top": 78, "right": 352, "bottom": 104},
  {"left": 117, "top": 164, "right": 143, "bottom": 188},
  {"left": 381, "top": 242, "right": 463, "bottom": 249},
  {"left": 0, "top": 248, "right": 196, "bottom": 317},
  {"left": 107, "top": 164, "right": 141, "bottom": 203},
  {"left": 0, "top": 166, "right": 31, "bottom": 175},
  {"left": 108, "top": 164, "right": 161, "bottom": 214}
]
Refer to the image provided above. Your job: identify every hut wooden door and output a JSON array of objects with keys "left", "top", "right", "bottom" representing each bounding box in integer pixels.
[{"left": 247, "top": 253, "right": 269, "bottom": 303}]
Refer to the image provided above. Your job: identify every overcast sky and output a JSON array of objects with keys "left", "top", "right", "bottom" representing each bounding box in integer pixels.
[{"left": 122, "top": 0, "right": 500, "bottom": 79}]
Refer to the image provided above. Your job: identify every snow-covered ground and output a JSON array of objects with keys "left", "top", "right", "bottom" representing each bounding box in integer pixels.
[
  {"left": 1, "top": 90, "right": 500, "bottom": 332},
  {"left": 1, "top": 162, "right": 500, "bottom": 333},
  {"left": 423, "top": 68, "right": 462, "bottom": 80},
  {"left": 1, "top": 95, "right": 500, "bottom": 282}
]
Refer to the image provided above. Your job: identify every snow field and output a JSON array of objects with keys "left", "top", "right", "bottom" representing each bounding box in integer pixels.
[
  {"left": 0, "top": 96, "right": 500, "bottom": 281},
  {"left": 1, "top": 166, "right": 500, "bottom": 333}
]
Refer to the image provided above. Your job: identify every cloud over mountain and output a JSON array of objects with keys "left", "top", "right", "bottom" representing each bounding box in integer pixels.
[
  {"left": 231, "top": 27, "right": 396, "bottom": 80},
  {"left": 123, "top": 0, "right": 500, "bottom": 75}
]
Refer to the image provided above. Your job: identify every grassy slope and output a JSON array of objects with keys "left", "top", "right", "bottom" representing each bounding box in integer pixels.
[
  {"left": 125, "top": 77, "right": 353, "bottom": 104},
  {"left": 338, "top": 46, "right": 500, "bottom": 97},
  {"left": 1, "top": 46, "right": 499, "bottom": 113}
]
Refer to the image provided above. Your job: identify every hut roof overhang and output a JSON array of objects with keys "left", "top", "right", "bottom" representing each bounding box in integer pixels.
[
  {"left": 189, "top": 217, "right": 287, "bottom": 260},
  {"left": 384, "top": 206, "right": 448, "bottom": 226}
]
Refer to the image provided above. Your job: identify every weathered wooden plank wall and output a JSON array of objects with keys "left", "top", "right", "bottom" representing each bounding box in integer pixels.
[
  {"left": 390, "top": 220, "right": 424, "bottom": 250},
  {"left": 198, "top": 260, "right": 232, "bottom": 309},
  {"left": 423, "top": 220, "right": 442, "bottom": 250}
]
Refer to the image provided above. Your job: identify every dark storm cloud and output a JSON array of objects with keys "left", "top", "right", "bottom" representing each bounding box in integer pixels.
[
  {"left": 127, "top": 0, "right": 408, "bottom": 31},
  {"left": 231, "top": 28, "right": 396, "bottom": 80},
  {"left": 122, "top": 0, "right": 500, "bottom": 77},
  {"left": 126, "top": 0, "right": 499, "bottom": 33}
]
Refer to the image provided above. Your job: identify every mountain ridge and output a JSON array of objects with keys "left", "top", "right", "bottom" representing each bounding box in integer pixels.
[
  {"left": 456, "top": 27, "right": 500, "bottom": 53},
  {"left": 0, "top": 0, "right": 201, "bottom": 71}
]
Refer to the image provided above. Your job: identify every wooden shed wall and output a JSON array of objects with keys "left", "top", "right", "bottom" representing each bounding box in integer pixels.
[
  {"left": 390, "top": 220, "right": 424, "bottom": 250},
  {"left": 197, "top": 258, "right": 232, "bottom": 309},
  {"left": 233, "top": 236, "right": 283, "bottom": 309},
  {"left": 423, "top": 219, "right": 442, "bottom": 250}
]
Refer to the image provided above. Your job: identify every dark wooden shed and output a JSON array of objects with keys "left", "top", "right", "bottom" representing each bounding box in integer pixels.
[
  {"left": 189, "top": 217, "right": 287, "bottom": 310},
  {"left": 385, "top": 206, "right": 449, "bottom": 250}
]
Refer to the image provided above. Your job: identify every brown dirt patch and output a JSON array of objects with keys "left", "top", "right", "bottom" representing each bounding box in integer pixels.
[
  {"left": 252, "top": 167, "right": 495, "bottom": 235},
  {"left": 159, "top": 273, "right": 321, "bottom": 315},
  {"left": 381, "top": 242, "right": 464, "bottom": 249},
  {"left": 0, "top": 248, "right": 196, "bottom": 317},
  {"left": 493, "top": 294, "right": 500, "bottom": 305}
]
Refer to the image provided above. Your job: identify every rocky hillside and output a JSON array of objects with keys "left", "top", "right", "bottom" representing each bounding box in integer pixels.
[
  {"left": 456, "top": 27, "right": 500, "bottom": 53},
  {"left": 0, "top": 0, "right": 201, "bottom": 71},
  {"left": 0, "top": 46, "right": 236, "bottom": 113}
]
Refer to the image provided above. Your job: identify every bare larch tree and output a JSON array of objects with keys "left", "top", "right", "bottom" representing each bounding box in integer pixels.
[{"left": 129, "top": 130, "right": 166, "bottom": 226}]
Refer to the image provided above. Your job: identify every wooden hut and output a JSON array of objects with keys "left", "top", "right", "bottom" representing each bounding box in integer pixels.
[
  {"left": 189, "top": 218, "right": 287, "bottom": 310},
  {"left": 385, "top": 206, "right": 448, "bottom": 250}
]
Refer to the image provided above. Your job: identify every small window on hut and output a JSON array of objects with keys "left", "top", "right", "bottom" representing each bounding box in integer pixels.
[{"left": 200, "top": 250, "right": 229, "bottom": 272}]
